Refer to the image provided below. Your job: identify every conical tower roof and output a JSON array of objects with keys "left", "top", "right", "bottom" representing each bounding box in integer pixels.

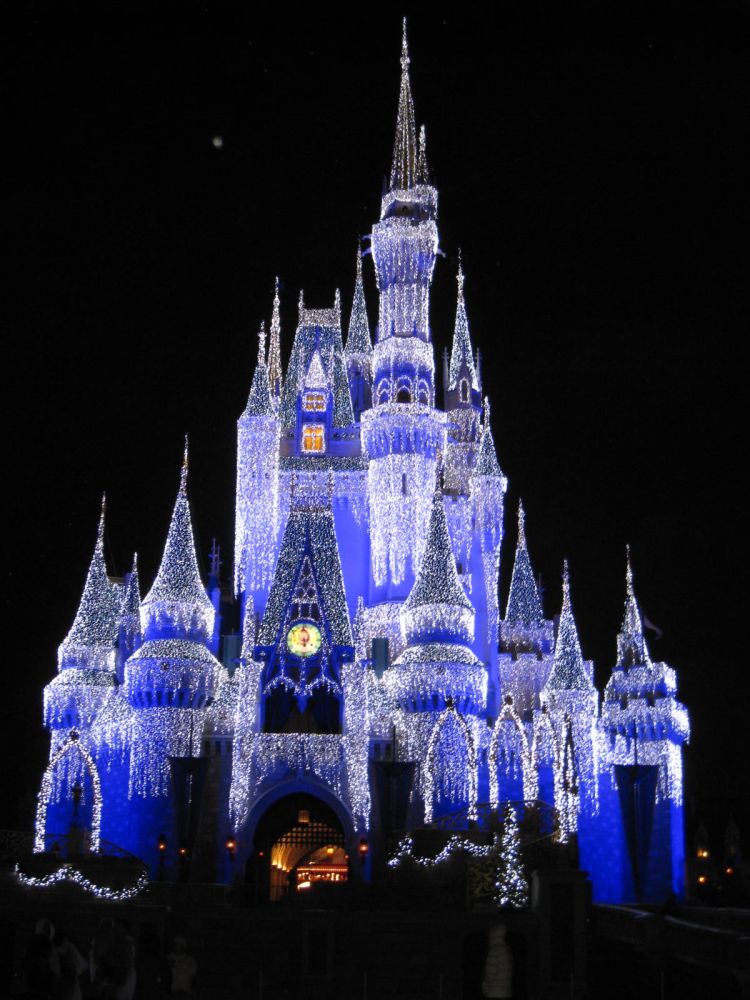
[
  {"left": 616, "top": 547, "right": 652, "bottom": 668},
  {"left": 474, "top": 399, "right": 504, "bottom": 478},
  {"left": 121, "top": 553, "right": 141, "bottom": 619},
  {"left": 405, "top": 480, "right": 473, "bottom": 615},
  {"left": 344, "top": 245, "right": 372, "bottom": 358},
  {"left": 448, "top": 262, "right": 479, "bottom": 392},
  {"left": 243, "top": 323, "right": 275, "bottom": 418},
  {"left": 141, "top": 444, "right": 215, "bottom": 638},
  {"left": 390, "top": 19, "right": 418, "bottom": 191},
  {"left": 544, "top": 562, "right": 592, "bottom": 692},
  {"left": 267, "top": 277, "right": 283, "bottom": 401},
  {"left": 58, "top": 497, "right": 122, "bottom": 671},
  {"left": 504, "top": 502, "right": 544, "bottom": 626}
]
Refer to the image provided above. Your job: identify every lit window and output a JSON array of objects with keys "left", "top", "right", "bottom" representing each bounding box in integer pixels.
[
  {"left": 303, "top": 392, "right": 326, "bottom": 412},
  {"left": 302, "top": 423, "right": 325, "bottom": 453}
]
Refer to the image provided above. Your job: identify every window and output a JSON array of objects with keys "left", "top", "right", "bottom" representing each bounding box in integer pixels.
[
  {"left": 396, "top": 388, "right": 412, "bottom": 403},
  {"left": 302, "top": 423, "right": 325, "bottom": 453},
  {"left": 303, "top": 392, "right": 326, "bottom": 412},
  {"left": 460, "top": 378, "right": 469, "bottom": 403}
]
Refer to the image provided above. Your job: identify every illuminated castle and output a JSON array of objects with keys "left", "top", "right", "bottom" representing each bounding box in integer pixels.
[{"left": 36, "top": 24, "right": 689, "bottom": 904}]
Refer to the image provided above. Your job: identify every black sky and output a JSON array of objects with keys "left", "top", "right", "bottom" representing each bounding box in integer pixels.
[{"left": 3, "top": 7, "right": 747, "bottom": 833}]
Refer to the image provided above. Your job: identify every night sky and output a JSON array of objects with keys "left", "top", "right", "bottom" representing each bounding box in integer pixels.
[{"left": 3, "top": 8, "right": 746, "bottom": 840}]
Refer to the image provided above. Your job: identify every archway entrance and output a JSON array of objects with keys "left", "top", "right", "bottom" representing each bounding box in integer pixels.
[{"left": 252, "top": 793, "right": 348, "bottom": 901}]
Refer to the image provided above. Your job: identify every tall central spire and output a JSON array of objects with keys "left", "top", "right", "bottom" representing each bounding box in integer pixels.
[{"left": 390, "top": 18, "right": 418, "bottom": 191}]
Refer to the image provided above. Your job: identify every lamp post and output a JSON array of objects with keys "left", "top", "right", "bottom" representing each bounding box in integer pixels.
[{"left": 158, "top": 832, "right": 167, "bottom": 881}]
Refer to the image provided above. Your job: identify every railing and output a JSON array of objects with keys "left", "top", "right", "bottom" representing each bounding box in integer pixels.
[{"left": 0, "top": 829, "right": 144, "bottom": 864}]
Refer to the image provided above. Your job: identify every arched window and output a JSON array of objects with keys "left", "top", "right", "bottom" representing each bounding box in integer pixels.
[
  {"left": 460, "top": 379, "right": 469, "bottom": 403},
  {"left": 396, "top": 387, "right": 412, "bottom": 403}
]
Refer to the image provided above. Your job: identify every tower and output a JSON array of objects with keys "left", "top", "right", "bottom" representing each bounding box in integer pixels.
[
  {"left": 362, "top": 21, "right": 446, "bottom": 597},
  {"left": 601, "top": 551, "right": 689, "bottom": 900}
]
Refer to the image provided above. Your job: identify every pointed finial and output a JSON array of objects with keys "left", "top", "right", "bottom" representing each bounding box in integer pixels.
[
  {"left": 298, "top": 289, "right": 305, "bottom": 311},
  {"left": 457, "top": 252, "right": 465, "bottom": 297},
  {"left": 335, "top": 287, "right": 341, "bottom": 312},
  {"left": 562, "top": 559, "right": 571, "bottom": 598},
  {"left": 97, "top": 492, "right": 107, "bottom": 542},
  {"left": 401, "top": 16, "right": 410, "bottom": 69},
  {"left": 356, "top": 241, "right": 363, "bottom": 277},
  {"left": 257, "top": 321, "right": 267, "bottom": 364},
  {"left": 180, "top": 436, "right": 189, "bottom": 493},
  {"left": 483, "top": 396, "right": 491, "bottom": 429},
  {"left": 517, "top": 500, "right": 527, "bottom": 548},
  {"left": 625, "top": 544, "right": 635, "bottom": 597}
]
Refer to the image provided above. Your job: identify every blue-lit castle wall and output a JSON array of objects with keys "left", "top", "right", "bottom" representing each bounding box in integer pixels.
[{"left": 36, "top": 28, "right": 689, "bottom": 905}]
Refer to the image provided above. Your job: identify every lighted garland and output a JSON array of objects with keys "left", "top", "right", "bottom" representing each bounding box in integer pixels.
[
  {"left": 388, "top": 833, "right": 497, "bottom": 869},
  {"left": 16, "top": 863, "right": 149, "bottom": 902}
]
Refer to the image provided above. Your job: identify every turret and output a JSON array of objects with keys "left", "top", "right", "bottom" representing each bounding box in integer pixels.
[
  {"left": 278, "top": 291, "right": 355, "bottom": 459},
  {"left": 602, "top": 549, "right": 689, "bottom": 755},
  {"left": 267, "top": 277, "right": 284, "bottom": 405},
  {"left": 541, "top": 561, "right": 596, "bottom": 714},
  {"left": 370, "top": 20, "right": 439, "bottom": 405},
  {"left": 234, "top": 322, "right": 281, "bottom": 601},
  {"left": 444, "top": 261, "right": 483, "bottom": 494},
  {"left": 500, "top": 502, "right": 553, "bottom": 657},
  {"left": 601, "top": 550, "right": 690, "bottom": 900},
  {"left": 44, "top": 498, "right": 121, "bottom": 733},
  {"left": 496, "top": 502, "right": 555, "bottom": 716},
  {"left": 124, "top": 446, "right": 221, "bottom": 795},
  {"left": 386, "top": 475, "right": 486, "bottom": 715},
  {"left": 470, "top": 399, "right": 507, "bottom": 651},
  {"left": 116, "top": 553, "right": 142, "bottom": 679},
  {"left": 344, "top": 245, "right": 373, "bottom": 420}
]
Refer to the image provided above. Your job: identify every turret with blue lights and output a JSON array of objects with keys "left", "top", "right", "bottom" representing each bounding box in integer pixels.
[{"left": 33, "top": 22, "right": 688, "bottom": 905}]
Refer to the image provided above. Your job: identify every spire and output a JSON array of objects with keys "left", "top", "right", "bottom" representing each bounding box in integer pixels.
[
  {"left": 267, "top": 277, "right": 283, "bottom": 401},
  {"left": 448, "top": 257, "right": 479, "bottom": 392},
  {"left": 473, "top": 398, "right": 504, "bottom": 478},
  {"left": 141, "top": 444, "right": 216, "bottom": 638},
  {"left": 58, "top": 495, "right": 123, "bottom": 670},
  {"left": 243, "top": 322, "right": 275, "bottom": 417},
  {"left": 544, "top": 562, "right": 592, "bottom": 692},
  {"left": 344, "top": 244, "right": 372, "bottom": 357},
  {"left": 616, "top": 547, "right": 652, "bottom": 668},
  {"left": 121, "top": 552, "right": 141, "bottom": 619},
  {"left": 504, "top": 501, "right": 545, "bottom": 626},
  {"left": 389, "top": 18, "right": 418, "bottom": 191},
  {"left": 405, "top": 473, "right": 473, "bottom": 615},
  {"left": 416, "top": 124, "right": 429, "bottom": 183}
]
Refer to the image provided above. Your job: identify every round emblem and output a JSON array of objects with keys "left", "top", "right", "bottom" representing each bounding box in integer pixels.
[{"left": 286, "top": 623, "right": 322, "bottom": 657}]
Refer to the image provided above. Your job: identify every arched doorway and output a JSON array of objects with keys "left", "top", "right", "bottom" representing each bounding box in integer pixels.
[{"left": 250, "top": 793, "right": 349, "bottom": 901}]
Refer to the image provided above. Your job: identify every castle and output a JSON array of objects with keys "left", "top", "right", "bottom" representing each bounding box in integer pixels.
[{"left": 36, "top": 24, "right": 689, "bottom": 904}]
